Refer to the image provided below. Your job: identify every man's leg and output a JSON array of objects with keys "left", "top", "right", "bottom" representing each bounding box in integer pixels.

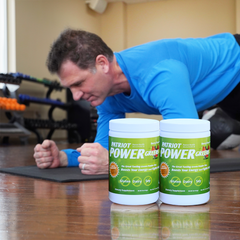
[
  {"left": 217, "top": 82, "right": 240, "bottom": 122},
  {"left": 234, "top": 34, "right": 240, "bottom": 46}
]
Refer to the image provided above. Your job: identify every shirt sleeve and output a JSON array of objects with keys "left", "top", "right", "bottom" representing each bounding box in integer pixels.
[
  {"left": 61, "top": 149, "right": 80, "bottom": 167},
  {"left": 140, "top": 59, "right": 199, "bottom": 119}
]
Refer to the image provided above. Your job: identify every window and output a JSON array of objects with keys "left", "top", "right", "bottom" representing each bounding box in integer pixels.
[{"left": 0, "top": 0, "right": 7, "bottom": 73}]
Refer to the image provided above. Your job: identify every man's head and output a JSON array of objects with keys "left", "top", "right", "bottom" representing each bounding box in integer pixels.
[
  {"left": 46, "top": 28, "right": 114, "bottom": 74},
  {"left": 46, "top": 29, "right": 129, "bottom": 107}
]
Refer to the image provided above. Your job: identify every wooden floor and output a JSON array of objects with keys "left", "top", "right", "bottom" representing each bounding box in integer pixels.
[{"left": 0, "top": 142, "right": 240, "bottom": 239}]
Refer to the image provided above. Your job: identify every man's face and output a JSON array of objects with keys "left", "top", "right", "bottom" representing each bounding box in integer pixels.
[{"left": 58, "top": 60, "right": 111, "bottom": 107}]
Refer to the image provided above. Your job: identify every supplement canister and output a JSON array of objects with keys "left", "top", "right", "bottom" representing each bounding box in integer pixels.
[
  {"left": 160, "top": 119, "right": 210, "bottom": 206},
  {"left": 109, "top": 118, "right": 160, "bottom": 205}
]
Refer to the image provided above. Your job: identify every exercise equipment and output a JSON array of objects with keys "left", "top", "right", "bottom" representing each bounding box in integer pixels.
[
  {"left": 0, "top": 97, "right": 26, "bottom": 111},
  {"left": 0, "top": 72, "right": 98, "bottom": 144}
]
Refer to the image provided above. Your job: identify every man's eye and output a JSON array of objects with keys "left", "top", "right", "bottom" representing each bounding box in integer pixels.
[{"left": 75, "top": 82, "right": 82, "bottom": 87}]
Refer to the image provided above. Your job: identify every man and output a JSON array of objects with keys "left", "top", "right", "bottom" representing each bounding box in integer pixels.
[{"left": 34, "top": 29, "right": 240, "bottom": 175}]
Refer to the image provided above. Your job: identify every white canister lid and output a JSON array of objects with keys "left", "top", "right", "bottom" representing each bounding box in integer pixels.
[
  {"left": 160, "top": 118, "right": 210, "bottom": 133},
  {"left": 109, "top": 118, "right": 159, "bottom": 132}
]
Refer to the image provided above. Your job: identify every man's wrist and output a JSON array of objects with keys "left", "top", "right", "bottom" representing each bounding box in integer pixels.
[
  {"left": 60, "top": 149, "right": 81, "bottom": 167},
  {"left": 59, "top": 151, "right": 68, "bottom": 167}
]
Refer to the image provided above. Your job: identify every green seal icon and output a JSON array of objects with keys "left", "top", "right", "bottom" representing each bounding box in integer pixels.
[
  {"left": 119, "top": 176, "right": 131, "bottom": 187},
  {"left": 183, "top": 177, "right": 193, "bottom": 187},
  {"left": 144, "top": 176, "right": 152, "bottom": 186},
  {"left": 132, "top": 176, "right": 142, "bottom": 187},
  {"left": 170, "top": 176, "right": 181, "bottom": 187},
  {"left": 194, "top": 176, "right": 203, "bottom": 186}
]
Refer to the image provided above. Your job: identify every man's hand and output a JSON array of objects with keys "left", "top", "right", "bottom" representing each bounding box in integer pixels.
[
  {"left": 33, "top": 140, "right": 68, "bottom": 169},
  {"left": 77, "top": 143, "right": 108, "bottom": 175}
]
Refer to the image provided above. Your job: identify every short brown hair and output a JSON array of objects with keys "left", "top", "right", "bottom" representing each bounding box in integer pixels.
[{"left": 46, "top": 28, "right": 114, "bottom": 74}]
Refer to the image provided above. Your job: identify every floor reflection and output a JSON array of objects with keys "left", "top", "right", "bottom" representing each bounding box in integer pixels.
[
  {"left": 110, "top": 203, "right": 159, "bottom": 239},
  {"left": 160, "top": 203, "right": 210, "bottom": 240}
]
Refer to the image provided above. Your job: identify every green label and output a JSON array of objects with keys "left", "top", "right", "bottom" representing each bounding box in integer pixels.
[
  {"left": 160, "top": 137, "right": 210, "bottom": 195},
  {"left": 109, "top": 136, "right": 160, "bottom": 195}
]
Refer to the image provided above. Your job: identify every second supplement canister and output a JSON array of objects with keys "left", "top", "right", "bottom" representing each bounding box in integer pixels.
[
  {"left": 159, "top": 119, "right": 210, "bottom": 206},
  {"left": 109, "top": 118, "right": 160, "bottom": 205}
]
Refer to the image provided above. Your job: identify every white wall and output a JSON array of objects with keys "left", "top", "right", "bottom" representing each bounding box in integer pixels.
[{"left": 1, "top": 0, "right": 238, "bottom": 143}]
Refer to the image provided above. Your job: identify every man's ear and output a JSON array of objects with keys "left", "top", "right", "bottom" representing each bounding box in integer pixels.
[{"left": 95, "top": 55, "right": 109, "bottom": 73}]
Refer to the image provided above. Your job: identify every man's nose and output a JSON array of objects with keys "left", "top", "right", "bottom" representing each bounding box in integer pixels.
[{"left": 72, "top": 89, "right": 83, "bottom": 101}]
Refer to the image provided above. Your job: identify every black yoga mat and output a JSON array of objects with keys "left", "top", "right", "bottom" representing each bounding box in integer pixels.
[
  {"left": 0, "top": 166, "right": 109, "bottom": 182},
  {"left": 0, "top": 158, "right": 239, "bottom": 182},
  {"left": 210, "top": 158, "right": 240, "bottom": 173}
]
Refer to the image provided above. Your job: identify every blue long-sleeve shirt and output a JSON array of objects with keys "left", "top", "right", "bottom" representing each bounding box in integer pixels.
[{"left": 63, "top": 33, "right": 240, "bottom": 166}]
